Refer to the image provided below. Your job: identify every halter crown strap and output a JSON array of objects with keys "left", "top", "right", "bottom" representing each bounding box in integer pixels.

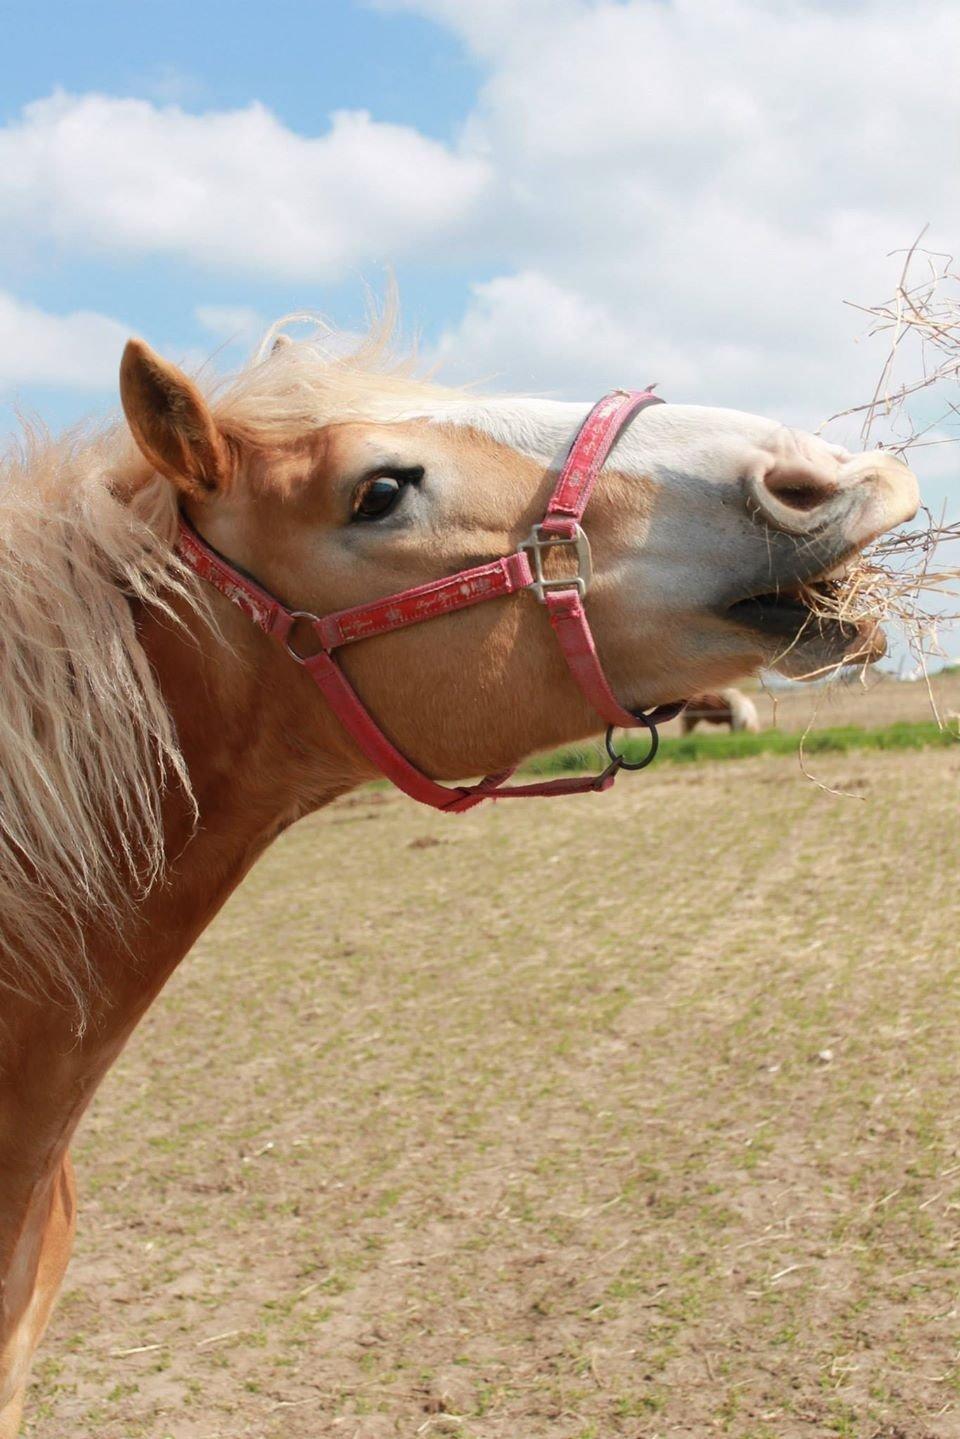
[
  {"left": 536, "top": 389, "right": 665, "bottom": 729},
  {"left": 175, "top": 389, "right": 683, "bottom": 812},
  {"left": 544, "top": 388, "right": 662, "bottom": 533}
]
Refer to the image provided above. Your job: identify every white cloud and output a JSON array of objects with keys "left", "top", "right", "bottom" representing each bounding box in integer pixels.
[
  {"left": 0, "top": 92, "right": 490, "bottom": 280},
  {"left": 398, "top": 0, "right": 959, "bottom": 429},
  {"left": 0, "top": 292, "right": 128, "bottom": 389},
  {"left": 431, "top": 268, "right": 864, "bottom": 423},
  {"left": 371, "top": 0, "right": 582, "bottom": 57},
  {"left": 433, "top": 271, "right": 630, "bottom": 388},
  {"left": 1, "top": 1, "right": 956, "bottom": 438}
]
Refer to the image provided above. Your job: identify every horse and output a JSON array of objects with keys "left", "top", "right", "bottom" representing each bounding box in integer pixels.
[
  {"left": 0, "top": 320, "right": 919, "bottom": 1435},
  {"left": 681, "top": 687, "right": 761, "bottom": 734}
]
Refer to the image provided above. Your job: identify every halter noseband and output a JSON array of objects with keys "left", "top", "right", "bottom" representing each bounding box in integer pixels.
[{"left": 175, "top": 389, "right": 684, "bottom": 813}]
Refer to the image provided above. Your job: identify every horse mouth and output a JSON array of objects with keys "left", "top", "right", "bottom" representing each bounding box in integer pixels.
[
  {"left": 719, "top": 445, "right": 924, "bottom": 676},
  {"left": 725, "top": 564, "right": 885, "bottom": 670}
]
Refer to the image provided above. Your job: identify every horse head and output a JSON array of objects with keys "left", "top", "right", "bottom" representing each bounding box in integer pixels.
[{"left": 120, "top": 334, "right": 919, "bottom": 789}]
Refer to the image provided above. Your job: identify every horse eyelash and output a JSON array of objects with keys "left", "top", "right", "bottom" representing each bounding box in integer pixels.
[{"left": 373, "top": 465, "right": 424, "bottom": 486}]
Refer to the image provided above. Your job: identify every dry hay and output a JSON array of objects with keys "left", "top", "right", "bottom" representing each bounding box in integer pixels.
[{"left": 801, "top": 231, "right": 960, "bottom": 681}]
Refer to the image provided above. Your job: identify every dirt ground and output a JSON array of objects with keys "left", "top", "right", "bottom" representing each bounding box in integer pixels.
[{"left": 24, "top": 734, "right": 960, "bottom": 1438}]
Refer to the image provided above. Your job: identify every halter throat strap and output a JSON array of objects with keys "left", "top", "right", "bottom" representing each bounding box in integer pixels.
[{"left": 175, "top": 389, "right": 683, "bottom": 813}]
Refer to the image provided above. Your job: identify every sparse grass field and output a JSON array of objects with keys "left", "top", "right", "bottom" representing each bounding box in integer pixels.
[
  {"left": 25, "top": 680, "right": 960, "bottom": 1439},
  {"left": 537, "top": 720, "right": 957, "bottom": 773}
]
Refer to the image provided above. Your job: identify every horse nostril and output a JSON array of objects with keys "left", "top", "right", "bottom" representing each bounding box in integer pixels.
[
  {"left": 742, "top": 457, "right": 845, "bottom": 536},
  {"left": 760, "top": 463, "right": 839, "bottom": 513}
]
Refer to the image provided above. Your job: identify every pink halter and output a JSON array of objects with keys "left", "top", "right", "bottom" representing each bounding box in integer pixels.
[{"left": 176, "top": 389, "right": 684, "bottom": 812}]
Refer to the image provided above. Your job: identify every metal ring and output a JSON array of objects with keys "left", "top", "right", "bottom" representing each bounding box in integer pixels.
[
  {"left": 604, "top": 709, "right": 661, "bottom": 771},
  {"left": 284, "top": 611, "right": 323, "bottom": 664}
]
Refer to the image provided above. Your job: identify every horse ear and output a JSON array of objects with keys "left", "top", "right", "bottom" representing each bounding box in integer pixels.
[{"left": 119, "top": 339, "right": 233, "bottom": 498}]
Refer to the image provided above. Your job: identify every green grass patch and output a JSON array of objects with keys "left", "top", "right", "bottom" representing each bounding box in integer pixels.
[{"left": 524, "top": 720, "right": 958, "bottom": 773}]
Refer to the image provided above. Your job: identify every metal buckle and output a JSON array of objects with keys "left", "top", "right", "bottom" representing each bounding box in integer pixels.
[{"left": 519, "top": 522, "right": 593, "bottom": 604}]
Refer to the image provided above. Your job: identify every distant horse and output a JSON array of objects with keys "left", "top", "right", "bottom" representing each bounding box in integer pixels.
[
  {"left": 681, "top": 688, "right": 761, "bottom": 734},
  {"left": 0, "top": 318, "right": 918, "bottom": 1435}
]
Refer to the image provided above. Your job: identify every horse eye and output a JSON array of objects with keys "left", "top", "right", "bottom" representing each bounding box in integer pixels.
[
  {"left": 355, "top": 476, "right": 402, "bottom": 520},
  {"left": 352, "top": 466, "right": 423, "bottom": 522}
]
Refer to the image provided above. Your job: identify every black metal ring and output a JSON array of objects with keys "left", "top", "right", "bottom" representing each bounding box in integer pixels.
[{"left": 604, "top": 709, "right": 661, "bottom": 771}]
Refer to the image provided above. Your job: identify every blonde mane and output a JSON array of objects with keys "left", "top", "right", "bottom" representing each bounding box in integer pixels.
[
  {"left": 0, "top": 419, "right": 191, "bottom": 1015},
  {"left": 211, "top": 313, "right": 460, "bottom": 440},
  {"left": 0, "top": 316, "right": 446, "bottom": 1019}
]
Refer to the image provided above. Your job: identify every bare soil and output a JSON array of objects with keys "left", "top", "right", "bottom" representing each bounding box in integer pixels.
[{"left": 24, "top": 737, "right": 960, "bottom": 1439}]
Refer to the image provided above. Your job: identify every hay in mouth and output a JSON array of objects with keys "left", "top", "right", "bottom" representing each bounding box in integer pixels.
[
  {"left": 815, "top": 235, "right": 960, "bottom": 674},
  {"left": 728, "top": 571, "right": 884, "bottom": 677},
  {"left": 794, "top": 513, "right": 960, "bottom": 665}
]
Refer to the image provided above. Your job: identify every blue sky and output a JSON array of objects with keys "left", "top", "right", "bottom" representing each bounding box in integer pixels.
[
  {"left": 0, "top": 2, "right": 476, "bottom": 140},
  {"left": 0, "top": 0, "right": 956, "bottom": 545},
  {"left": 0, "top": 1, "right": 490, "bottom": 431}
]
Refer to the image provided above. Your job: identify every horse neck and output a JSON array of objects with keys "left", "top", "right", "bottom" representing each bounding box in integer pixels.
[{"left": 0, "top": 593, "right": 355, "bottom": 1199}]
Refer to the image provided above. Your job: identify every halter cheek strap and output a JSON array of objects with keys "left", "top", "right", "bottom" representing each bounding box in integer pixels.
[{"left": 175, "top": 389, "right": 684, "bottom": 812}]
